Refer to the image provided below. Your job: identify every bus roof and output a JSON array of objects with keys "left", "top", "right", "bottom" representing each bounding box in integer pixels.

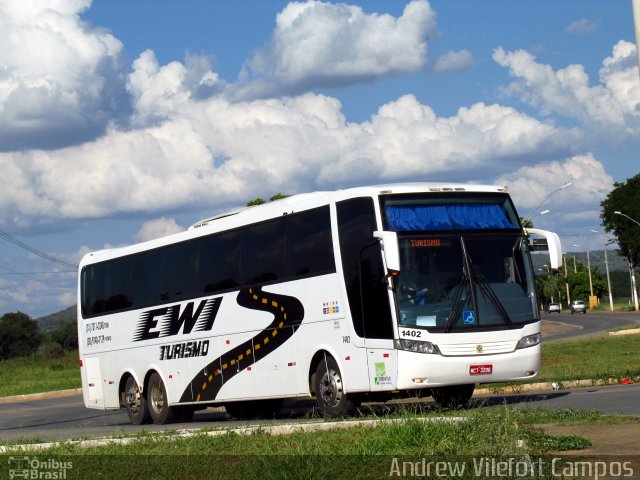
[{"left": 79, "top": 182, "right": 509, "bottom": 267}]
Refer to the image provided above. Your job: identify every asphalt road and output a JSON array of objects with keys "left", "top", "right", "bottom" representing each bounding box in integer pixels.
[
  {"left": 2, "top": 383, "right": 639, "bottom": 443},
  {"left": 540, "top": 310, "right": 639, "bottom": 342}
]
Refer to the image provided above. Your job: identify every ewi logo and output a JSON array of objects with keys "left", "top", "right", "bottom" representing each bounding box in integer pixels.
[{"left": 133, "top": 297, "right": 222, "bottom": 341}]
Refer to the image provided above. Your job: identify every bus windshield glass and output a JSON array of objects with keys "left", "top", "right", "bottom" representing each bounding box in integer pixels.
[{"left": 382, "top": 194, "right": 537, "bottom": 331}]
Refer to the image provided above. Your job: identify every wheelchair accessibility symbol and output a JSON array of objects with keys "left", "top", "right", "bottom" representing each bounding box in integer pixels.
[{"left": 463, "top": 311, "right": 476, "bottom": 325}]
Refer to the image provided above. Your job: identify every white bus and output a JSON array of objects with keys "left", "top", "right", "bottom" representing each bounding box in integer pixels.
[{"left": 77, "top": 183, "right": 562, "bottom": 424}]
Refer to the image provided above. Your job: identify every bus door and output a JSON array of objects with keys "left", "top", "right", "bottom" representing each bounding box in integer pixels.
[{"left": 337, "top": 197, "right": 397, "bottom": 391}]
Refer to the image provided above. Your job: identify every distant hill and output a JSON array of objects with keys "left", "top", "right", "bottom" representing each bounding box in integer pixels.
[
  {"left": 36, "top": 305, "right": 77, "bottom": 332},
  {"left": 532, "top": 248, "right": 631, "bottom": 275}
]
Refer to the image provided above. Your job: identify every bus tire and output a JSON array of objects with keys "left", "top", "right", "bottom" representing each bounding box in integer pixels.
[
  {"left": 124, "top": 375, "right": 150, "bottom": 425},
  {"left": 431, "top": 384, "right": 475, "bottom": 409},
  {"left": 313, "top": 355, "right": 357, "bottom": 417},
  {"left": 147, "top": 372, "right": 174, "bottom": 424}
]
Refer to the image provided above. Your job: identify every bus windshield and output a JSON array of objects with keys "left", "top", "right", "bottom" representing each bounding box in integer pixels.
[{"left": 382, "top": 194, "right": 537, "bottom": 331}]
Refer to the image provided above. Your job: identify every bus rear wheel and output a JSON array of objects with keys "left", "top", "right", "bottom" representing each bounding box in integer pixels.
[
  {"left": 147, "top": 372, "right": 174, "bottom": 424},
  {"left": 124, "top": 376, "right": 149, "bottom": 425},
  {"left": 431, "top": 384, "right": 475, "bottom": 409},
  {"left": 313, "top": 356, "right": 358, "bottom": 417}
]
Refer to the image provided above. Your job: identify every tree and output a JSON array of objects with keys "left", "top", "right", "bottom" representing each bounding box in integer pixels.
[
  {"left": 246, "top": 197, "right": 265, "bottom": 206},
  {"left": 609, "top": 270, "right": 631, "bottom": 299},
  {"left": 49, "top": 320, "right": 78, "bottom": 350},
  {"left": 520, "top": 217, "right": 533, "bottom": 229},
  {"left": 601, "top": 172, "right": 640, "bottom": 267},
  {"left": 269, "top": 193, "right": 289, "bottom": 201},
  {"left": 0, "top": 311, "right": 43, "bottom": 360}
]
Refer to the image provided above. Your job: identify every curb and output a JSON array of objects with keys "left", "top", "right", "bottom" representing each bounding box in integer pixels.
[
  {"left": 609, "top": 328, "right": 640, "bottom": 336},
  {"left": 0, "top": 388, "right": 82, "bottom": 405},
  {"left": 0, "top": 416, "right": 466, "bottom": 452},
  {"left": 474, "top": 378, "right": 631, "bottom": 396}
]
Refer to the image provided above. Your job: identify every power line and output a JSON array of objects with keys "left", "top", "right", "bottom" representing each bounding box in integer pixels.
[
  {"left": 0, "top": 264, "right": 74, "bottom": 289},
  {"left": 0, "top": 228, "right": 78, "bottom": 269},
  {"left": 0, "top": 271, "right": 76, "bottom": 275}
]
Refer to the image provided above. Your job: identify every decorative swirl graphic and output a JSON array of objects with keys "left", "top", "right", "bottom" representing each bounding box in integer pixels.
[{"left": 179, "top": 287, "right": 304, "bottom": 403}]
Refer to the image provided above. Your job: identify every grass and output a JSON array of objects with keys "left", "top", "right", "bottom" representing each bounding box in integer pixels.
[
  {"left": 1, "top": 407, "right": 597, "bottom": 479},
  {"left": 0, "top": 349, "right": 80, "bottom": 397},
  {"left": 538, "top": 333, "right": 640, "bottom": 383}
]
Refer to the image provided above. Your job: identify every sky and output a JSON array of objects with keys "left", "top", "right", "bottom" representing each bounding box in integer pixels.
[{"left": 0, "top": 0, "right": 638, "bottom": 317}]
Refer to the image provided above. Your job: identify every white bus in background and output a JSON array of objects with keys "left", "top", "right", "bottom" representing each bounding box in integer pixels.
[{"left": 77, "top": 184, "right": 562, "bottom": 424}]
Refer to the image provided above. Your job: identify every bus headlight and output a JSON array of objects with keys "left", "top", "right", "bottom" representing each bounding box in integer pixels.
[
  {"left": 516, "top": 333, "right": 541, "bottom": 349},
  {"left": 395, "top": 339, "right": 441, "bottom": 354}
]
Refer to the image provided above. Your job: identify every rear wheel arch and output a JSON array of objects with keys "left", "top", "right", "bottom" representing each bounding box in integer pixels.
[
  {"left": 308, "top": 349, "right": 343, "bottom": 395},
  {"left": 119, "top": 371, "right": 142, "bottom": 406}
]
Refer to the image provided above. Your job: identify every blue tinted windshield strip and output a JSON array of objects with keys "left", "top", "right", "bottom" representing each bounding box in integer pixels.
[{"left": 386, "top": 204, "right": 516, "bottom": 231}]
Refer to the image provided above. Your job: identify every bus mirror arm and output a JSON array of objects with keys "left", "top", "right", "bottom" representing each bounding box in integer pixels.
[
  {"left": 525, "top": 228, "right": 562, "bottom": 272},
  {"left": 373, "top": 231, "right": 401, "bottom": 276}
]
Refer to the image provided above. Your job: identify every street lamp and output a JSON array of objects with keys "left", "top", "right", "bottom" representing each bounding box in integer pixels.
[
  {"left": 613, "top": 211, "right": 640, "bottom": 311},
  {"left": 523, "top": 182, "right": 573, "bottom": 222},
  {"left": 614, "top": 210, "right": 640, "bottom": 227},
  {"left": 589, "top": 230, "right": 614, "bottom": 311}
]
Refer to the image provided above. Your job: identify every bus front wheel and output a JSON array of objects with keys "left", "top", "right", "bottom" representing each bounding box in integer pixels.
[
  {"left": 313, "top": 356, "right": 358, "bottom": 417},
  {"left": 124, "top": 376, "right": 150, "bottom": 425},
  {"left": 147, "top": 372, "right": 174, "bottom": 424},
  {"left": 431, "top": 384, "right": 475, "bottom": 409}
]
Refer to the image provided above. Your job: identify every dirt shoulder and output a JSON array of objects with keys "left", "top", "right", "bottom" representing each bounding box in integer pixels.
[{"left": 538, "top": 423, "right": 640, "bottom": 456}]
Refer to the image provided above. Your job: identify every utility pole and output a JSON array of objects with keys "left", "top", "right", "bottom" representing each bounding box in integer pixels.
[
  {"left": 587, "top": 250, "right": 593, "bottom": 297},
  {"left": 564, "top": 254, "right": 571, "bottom": 307},
  {"left": 604, "top": 245, "right": 614, "bottom": 312},
  {"left": 633, "top": 0, "right": 640, "bottom": 78}
]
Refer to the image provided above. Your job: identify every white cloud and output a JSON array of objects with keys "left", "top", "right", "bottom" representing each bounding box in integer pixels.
[
  {"left": 236, "top": 0, "right": 437, "bottom": 98},
  {"left": 134, "top": 218, "right": 184, "bottom": 242},
  {"left": 493, "top": 41, "right": 640, "bottom": 136},
  {"left": 128, "top": 50, "right": 225, "bottom": 127},
  {"left": 318, "top": 96, "right": 577, "bottom": 184},
  {"left": 432, "top": 50, "right": 474, "bottom": 73},
  {"left": 565, "top": 18, "right": 598, "bottom": 36},
  {"left": 0, "top": 90, "right": 580, "bottom": 224},
  {"left": 0, "top": 0, "right": 129, "bottom": 151},
  {"left": 496, "top": 153, "right": 613, "bottom": 215}
]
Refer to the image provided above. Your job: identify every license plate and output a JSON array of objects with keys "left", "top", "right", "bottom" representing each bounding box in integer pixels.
[{"left": 469, "top": 364, "right": 493, "bottom": 375}]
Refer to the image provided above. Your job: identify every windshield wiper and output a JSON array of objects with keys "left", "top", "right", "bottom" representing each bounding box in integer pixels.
[
  {"left": 443, "top": 272, "right": 469, "bottom": 333},
  {"left": 474, "top": 272, "right": 513, "bottom": 326},
  {"left": 444, "top": 237, "right": 477, "bottom": 333},
  {"left": 444, "top": 237, "right": 512, "bottom": 332}
]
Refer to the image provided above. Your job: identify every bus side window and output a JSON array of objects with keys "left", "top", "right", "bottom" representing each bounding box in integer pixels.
[
  {"left": 337, "top": 197, "right": 393, "bottom": 340},
  {"left": 285, "top": 206, "right": 335, "bottom": 278},
  {"left": 200, "top": 230, "right": 241, "bottom": 294}
]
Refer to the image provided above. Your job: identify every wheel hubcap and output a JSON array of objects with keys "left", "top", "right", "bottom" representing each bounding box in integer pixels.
[
  {"left": 126, "top": 387, "right": 140, "bottom": 415},
  {"left": 150, "top": 384, "right": 164, "bottom": 413},
  {"left": 320, "top": 369, "right": 343, "bottom": 407}
]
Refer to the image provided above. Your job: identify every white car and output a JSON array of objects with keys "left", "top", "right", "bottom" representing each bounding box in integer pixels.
[
  {"left": 570, "top": 300, "right": 587, "bottom": 314},
  {"left": 547, "top": 303, "right": 561, "bottom": 313}
]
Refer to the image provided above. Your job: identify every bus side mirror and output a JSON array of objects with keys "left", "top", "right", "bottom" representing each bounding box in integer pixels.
[
  {"left": 373, "top": 231, "right": 401, "bottom": 275},
  {"left": 525, "top": 228, "right": 562, "bottom": 272}
]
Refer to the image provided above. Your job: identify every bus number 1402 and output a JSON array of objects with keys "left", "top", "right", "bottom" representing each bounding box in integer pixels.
[{"left": 400, "top": 328, "right": 422, "bottom": 339}]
